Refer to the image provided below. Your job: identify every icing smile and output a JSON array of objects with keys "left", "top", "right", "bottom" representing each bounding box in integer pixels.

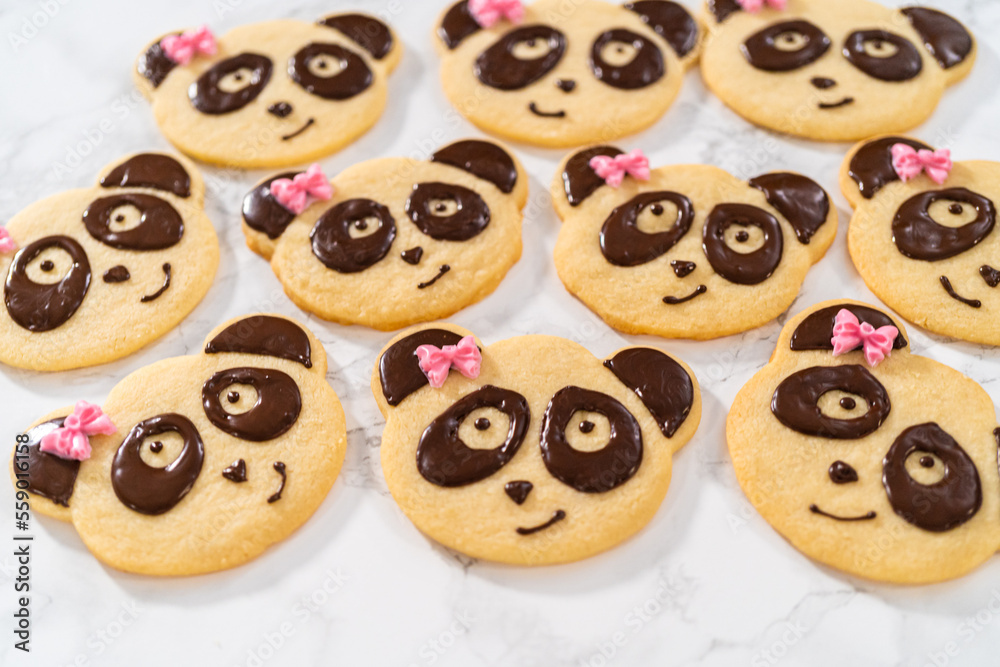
[
  {"left": 516, "top": 509, "right": 567, "bottom": 535},
  {"left": 528, "top": 102, "right": 566, "bottom": 118},
  {"left": 663, "top": 284, "right": 707, "bottom": 305},
  {"left": 818, "top": 97, "right": 855, "bottom": 110},
  {"left": 940, "top": 275, "right": 982, "bottom": 308},
  {"left": 418, "top": 264, "right": 451, "bottom": 289},
  {"left": 281, "top": 118, "right": 315, "bottom": 141},
  {"left": 140, "top": 263, "right": 172, "bottom": 303},
  {"left": 809, "top": 504, "right": 876, "bottom": 522}
]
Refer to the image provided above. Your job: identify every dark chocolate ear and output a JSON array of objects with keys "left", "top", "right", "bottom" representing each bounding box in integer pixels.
[
  {"left": 318, "top": 13, "right": 395, "bottom": 60},
  {"left": 561, "top": 146, "right": 624, "bottom": 207},
  {"left": 21, "top": 416, "right": 79, "bottom": 508},
  {"left": 432, "top": 140, "right": 518, "bottom": 194},
  {"left": 137, "top": 34, "right": 180, "bottom": 88},
  {"left": 439, "top": 0, "right": 481, "bottom": 50},
  {"left": 847, "top": 136, "right": 934, "bottom": 200},
  {"left": 749, "top": 173, "right": 830, "bottom": 245},
  {"left": 708, "top": 0, "right": 743, "bottom": 23},
  {"left": 205, "top": 315, "right": 313, "bottom": 368},
  {"left": 380, "top": 329, "right": 465, "bottom": 406},
  {"left": 242, "top": 172, "right": 301, "bottom": 240},
  {"left": 100, "top": 154, "right": 191, "bottom": 198},
  {"left": 625, "top": 1, "right": 699, "bottom": 58},
  {"left": 604, "top": 348, "right": 694, "bottom": 438},
  {"left": 790, "top": 304, "right": 908, "bottom": 352},
  {"left": 902, "top": 7, "right": 974, "bottom": 70}
]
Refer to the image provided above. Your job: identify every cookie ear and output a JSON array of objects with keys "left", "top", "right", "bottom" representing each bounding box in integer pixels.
[
  {"left": 136, "top": 33, "right": 181, "bottom": 93},
  {"left": 749, "top": 173, "right": 830, "bottom": 245},
  {"left": 431, "top": 140, "right": 519, "bottom": 194},
  {"left": 318, "top": 13, "right": 396, "bottom": 61},
  {"left": 625, "top": 1, "right": 700, "bottom": 61},
  {"left": 438, "top": 0, "right": 482, "bottom": 50},
  {"left": 242, "top": 171, "right": 305, "bottom": 242},
  {"left": 560, "top": 146, "right": 624, "bottom": 207},
  {"left": 789, "top": 303, "right": 908, "bottom": 352},
  {"left": 378, "top": 328, "right": 467, "bottom": 407},
  {"left": 706, "top": 0, "right": 743, "bottom": 23},
  {"left": 843, "top": 136, "right": 934, "bottom": 203},
  {"left": 99, "top": 153, "right": 192, "bottom": 199},
  {"left": 604, "top": 348, "right": 694, "bottom": 438},
  {"left": 204, "top": 315, "right": 314, "bottom": 369},
  {"left": 901, "top": 7, "right": 974, "bottom": 73}
]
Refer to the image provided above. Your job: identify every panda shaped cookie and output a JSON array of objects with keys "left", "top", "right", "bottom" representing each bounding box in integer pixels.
[
  {"left": 135, "top": 13, "right": 401, "bottom": 168},
  {"left": 241, "top": 140, "right": 527, "bottom": 330},
  {"left": 841, "top": 135, "right": 1000, "bottom": 345},
  {"left": 700, "top": 0, "right": 975, "bottom": 141},
  {"left": 372, "top": 324, "right": 701, "bottom": 565},
  {"left": 435, "top": 0, "right": 702, "bottom": 147},
  {"left": 11, "top": 314, "right": 346, "bottom": 576},
  {"left": 552, "top": 146, "right": 837, "bottom": 339},
  {"left": 0, "top": 152, "right": 218, "bottom": 371},
  {"left": 728, "top": 300, "right": 1000, "bottom": 583}
]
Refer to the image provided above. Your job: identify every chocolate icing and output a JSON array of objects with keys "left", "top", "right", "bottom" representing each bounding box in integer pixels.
[
  {"left": 406, "top": 182, "right": 490, "bottom": 241},
  {"left": 902, "top": 7, "right": 974, "bottom": 70},
  {"left": 981, "top": 266, "right": 1000, "bottom": 288},
  {"left": 625, "top": 1, "right": 698, "bottom": 58},
  {"left": 790, "top": 305, "right": 907, "bottom": 351},
  {"left": 103, "top": 266, "right": 131, "bottom": 284},
  {"left": 742, "top": 21, "right": 831, "bottom": 72},
  {"left": 883, "top": 423, "right": 981, "bottom": 532},
  {"left": 600, "top": 191, "right": 694, "bottom": 266},
  {"left": 529, "top": 103, "right": 565, "bottom": 118},
  {"left": 590, "top": 29, "right": 665, "bottom": 90},
  {"left": 504, "top": 480, "right": 533, "bottom": 505},
  {"left": 290, "top": 43, "right": 372, "bottom": 100},
  {"left": 671, "top": 260, "right": 696, "bottom": 278},
  {"left": 540, "top": 386, "right": 642, "bottom": 493},
  {"left": 840, "top": 397, "right": 857, "bottom": 410},
  {"left": 312, "top": 199, "right": 396, "bottom": 273},
  {"left": 828, "top": 460, "right": 858, "bottom": 484},
  {"left": 22, "top": 418, "right": 79, "bottom": 507},
  {"left": 476, "top": 26, "right": 567, "bottom": 91},
  {"left": 191, "top": 53, "right": 273, "bottom": 115},
  {"left": 748, "top": 173, "right": 830, "bottom": 245},
  {"left": 418, "top": 264, "right": 451, "bottom": 289},
  {"left": 111, "top": 414, "right": 204, "bottom": 515},
  {"left": 517, "top": 510, "right": 566, "bottom": 535},
  {"left": 401, "top": 247, "right": 423, "bottom": 265},
  {"left": 663, "top": 285, "right": 706, "bottom": 304},
  {"left": 137, "top": 38, "right": 178, "bottom": 88},
  {"left": 417, "top": 385, "right": 530, "bottom": 487},
  {"left": 205, "top": 315, "right": 312, "bottom": 368},
  {"left": 702, "top": 204, "right": 783, "bottom": 285},
  {"left": 439, "top": 0, "right": 481, "bottom": 50},
  {"left": 432, "top": 140, "right": 518, "bottom": 194},
  {"left": 202, "top": 367, "right": 301, "bottom": 442},
  {"left": 140, "top": 263, "right": 171, "bottom": 303},
  {"left": 379, "top": 329, "right": 464, "bottom": 406},
  {"left": 222, "top": 459, "right": 248, "bottom": 483},
  {"left": 318, "top": 14, "right": 394, "bottom": 60},
  {"left": 5, "top": 236, "right": 91, "bottom": 332},
  {"left": 844, "top": 30, "right": 922, "bottom": 82},
  {"left": 940, "top": 276, "right": 981, "bottom": 309},
  {"left": 809, "top": 505, "right": 876, "bottom": 522},
  {"left": 267, "top": 462, "right": 287, "bottom": 503},
  {"left": 772, "top": 365, "right": 890, "bottom": 439},
  {"left": 242, "top": 172, "right": 299, "bottom": 240},
  {"left": 892, "top": 188, "right": 995, "bottom": 261},
  {"left": 848, "top": 137, "right": 932, "bottom": 200},
  {"left": 83, "top": 194, "right": 184, "bottom": 250},
  {"left": 562, "top": 146, "right": 624, "bottom": 207},
  {"left": 101, "top": 154, "right": 191, "bottom": 198},
  {"left": 604, "top": 347, "right": 693, "bottom": 438},
  {"left": 708, "top": 0, "right": 742, "bottom": 23}
]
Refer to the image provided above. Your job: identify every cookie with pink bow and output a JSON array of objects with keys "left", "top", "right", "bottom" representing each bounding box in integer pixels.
[
  {"left": 134, "top": 12, "right": 401, "bottom": 168},
  {"left": 840, "top": 135, "right": 1000, "bottom": 344},
  {"left": 371, "top": 323, "right": 701, "bottom": 564},
  {"left": 551, "top": 145, "right": 837, "bottom": 339},
  {"left": 241, "top": 139, "right": 527, "bottom": 330},
  {"left": 728, "top": 299, "right": 1000, "bottom": 583}
]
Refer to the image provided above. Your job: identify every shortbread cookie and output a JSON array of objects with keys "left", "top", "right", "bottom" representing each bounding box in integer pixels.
[
  {"left": 840, "top": 135, "right": 1000, "bottom": 345},
  {"left": 701, "top": 0, "right": 975, "bottom": 141},
  {"left": 0, "top": 152, "right": 218, "bottom": 371},
  {"left": 135, "top": 13, "right": 401, "bottom": 168},
  {"left": 241, "top": 139, "right": 527, "bottom": 330},
  {"left": 552, "top": 145, "right": 836, "bottom": 339},
  {"left": 728, "top": 300, "right": 1000, "bottom": 583},
  {"left": 435, "top": 0, "right": 701, "bottom": 147},
  {"left": 372, "top": 323, "right": 701, "bottom": 565},
  {"left": 11, "top": 314, "right": 345, "bottom": 576}
]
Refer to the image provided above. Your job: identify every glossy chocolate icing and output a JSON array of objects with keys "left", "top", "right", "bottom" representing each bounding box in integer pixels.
[
  {"left": 205, "top": 315, "right": 312, "bottom": 368},
  {"left": 702, "top": 204, "right": 783, "bottom": 285},
  {"left": 772, "top": 365, "right": 890, "bottom": 439},
  {"left": 432, "top": 140, "right": 518, "bottom": 194},
  {"left": 379, "top": 329, "right": 465, "bottom": 406},
  {"left": 311, "top": 199, "right": 396, "bottom": 273},
  {"left": 749, "top": 173, "right": 830, "bottom": 245},
  {"left": 5, "top": 236, "right": 91, "bottom": 332},
  {"left": 604, "top": 347, "right": 693, "bottom": 438},
  {"left": 202, "top": 367, "right": 302, "bottom": 442},
  {"left": 101, "top": 154, "right": 191, "bottom": 198}
]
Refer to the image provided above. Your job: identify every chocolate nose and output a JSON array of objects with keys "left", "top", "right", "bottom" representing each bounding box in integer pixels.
[
  {"left": 268, "top": 102, "right": 293, "bottom": 118},
  {"left": 556, "top": 78, "right": 576, "bottom": 93},
  {"left": 505, "top": 481, "right": 533, "bottom": 505},
  {"left": 811, "top": 77, "right": 836, "bottom": 89}
]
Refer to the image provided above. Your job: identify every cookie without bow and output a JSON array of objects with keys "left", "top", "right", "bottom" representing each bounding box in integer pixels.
[
  {"left": 372, "top": 323, "right": 701, "bottom": 565},
  {"left": 728, "top": 300, "right": 1000, "bottom": 583},
  {"left": 10, "top": 314, "right": 346, "bottom": 576}
]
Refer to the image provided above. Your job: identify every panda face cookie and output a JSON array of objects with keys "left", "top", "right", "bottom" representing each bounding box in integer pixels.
[
  {"left": 728, "top": 300, "right": 1000, "bottom": 583},
  {"left": 840, "top": 136, "right": 1000, "bottom": 345},
  {"left": 372, "top": 324, "right": 701, "bottom": 565},
  {"left": 242, "top": 140, "right": 527, "bottom": 331},
  {"left": 0, "top": 152, "right": 218, "bottom": 371},
  {"left": 12, "top": 314, "right": 346, "bottom": 576},
  {"left": 435, "top": 0, "right": 701, "bottom": 147},
  {"left": 700, "top": 0, "right": 975, "bottom": 141},
  {"left": 551, "top": 146, "right": 837, "bottom": 339},
  {"left": 135, "top": 13, "right": 401, "bottom": 168}
]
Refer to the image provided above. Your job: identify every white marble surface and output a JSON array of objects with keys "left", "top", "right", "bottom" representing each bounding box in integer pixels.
[{"left": 2, "top": 0, "right": 1000, "bottom": 665}]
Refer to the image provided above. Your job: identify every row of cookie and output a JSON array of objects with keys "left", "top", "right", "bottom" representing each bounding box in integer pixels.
[
  {"left": 133, "top": 0, "right": 975, "bottom": 169},
  {"left": 13, "top": 301, "right": 1000, "bottom": 585}
]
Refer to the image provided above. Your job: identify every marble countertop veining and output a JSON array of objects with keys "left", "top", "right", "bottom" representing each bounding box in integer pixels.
[{"left": 2, "top": 1, "right": 1000, "bottom": 665}]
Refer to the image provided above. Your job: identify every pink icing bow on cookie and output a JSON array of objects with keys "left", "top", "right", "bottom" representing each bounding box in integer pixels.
[
  {"left": 831, "top": 309, "right": 899, "bottom": 368},
  {"left": 160, "top": 26, "right": 217, "bottom": 65},
  {"left": 269, "top": 164, "right": 334, "bottom": 215},
  {"left": 0, "top": 228, "right": 16, "bottom": 254},
  {"left": 416, "top": 336, "right": 482, "bottom": 388},
  {"left": 891, "top": 144, "right": 952, "bottom": 184},
  {"left": 468, "top": 0, "right": 525, "bottom": 28},
  {"left": 39, "top": 401, "right": 117, "bottom": 461},
  {"left": 737, "top": 0, "right": 787, "bottom": 11},
  {"left": 589, "top": 150, "right": 650, "bottom": 188}
]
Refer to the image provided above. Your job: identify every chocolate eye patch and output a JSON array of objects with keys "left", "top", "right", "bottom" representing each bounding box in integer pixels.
[
  {"left": 289, "top": 42, "right": 373, "bottom": 100},
  {"left": 311, "top": 199, "right": 397, "bottom": 273},
  {"left": 190, "top": 53, "right": 273, "bottom": 115},
  {"left": 202, "top": 367, "right": 302, "bottom": 442},
  {"left": 83, "top": 194, "right": 184, "bottom": 250},
  {"left": 742, "top": 20, "right": 831, "bottom": 72},
  {"left": 772, "top": 365, "right": 890, "bottom": 439},
  {"left": 590, "top": 28, "right": 665, "bottom": 90},
  {"left": 475, "top": 25, "right": 567, "bottom": 90},
  {"left": 892, "top": 188, "right": 996, "bottom": 261},
  {"left": 4, "top": 235, "right": 91, "bottom": 333},
  {"left": 406, "top": 182, "right": 490, "bottom": 241},
  {"left": 600, "top": 191, "right": 694, "bottom": 266},
  {"left": 702, "top": 203, "right": 783, "bottom": 285},
  {"left": 843, "top": 30, "right": 922, "bottom": 82}
]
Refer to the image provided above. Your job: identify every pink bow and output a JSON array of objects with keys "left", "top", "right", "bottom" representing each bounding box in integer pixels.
[
  {"left": 831, "top": 309, "right": 899, "bottom": 368},
  {"left": 269, "top": 164, "right": 334, "bottom": 215},
  {"left": 589, "top": 149, "right": 651, "bottom": 188},
  {"left": 737, "top": 0, "right": 787, "bottom": 11},
  {"left": 416, "top": 336, "right": 482, "bottom": 388},
  {"left": 891, "top": 144, "right": 952, "bottom": 184},
  {"left": 160, "top": 26, "right": 217, "bottom": 65},
  {"left": 468, "top": 0, "right": 525, "bottom": 28},
  {"left": 39, "top": 401, "right": 117, "bottom": 461},
  {"left": 0, "top": 227, "right": 16, "bottom": 254}
]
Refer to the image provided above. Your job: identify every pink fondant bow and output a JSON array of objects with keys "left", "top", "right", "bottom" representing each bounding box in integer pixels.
[
  {"left": 416, "top": 336, "right": 482, "bottom": 388},
  {"left": 160, "top": 26, "right": 217, "bottom": 65},
  {"left": 589, "top": 149, "right": 651, "bottom": 188},
  {"left": 39, "top": 401, "right": 117, "bottom": 461},
  {"left": 831, "top": 309, "right": 899, "bottom": 368},
  {"left": 0, "top": 227, "right": 16, "bottom": 253},
  {"left": 891, "top": 144, "right": 952, "bottom": 184},
  {"left": 468, "top": 0, "right": 525, "bottom": 27},
  {"left": 269, "top": 164, "right": 334, "bottom": 215},
  {"left": 737, "top": 0, "right": 787, "bottom": 11}
]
